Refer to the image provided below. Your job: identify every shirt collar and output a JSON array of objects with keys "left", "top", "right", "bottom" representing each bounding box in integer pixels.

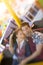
[{"left": 16, "top": 39, "right": 24, "bottom": 49}]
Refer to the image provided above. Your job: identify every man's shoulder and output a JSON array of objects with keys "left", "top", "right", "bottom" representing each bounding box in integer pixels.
[
  {"left": 32, "top": 31, "right": 43, "bottom": 44},
  {"left": 33, "top": 31, "right": 43, "bottom": 36},
  {"left": 32, "top": 31, "right": 43, "bottom": 40}
]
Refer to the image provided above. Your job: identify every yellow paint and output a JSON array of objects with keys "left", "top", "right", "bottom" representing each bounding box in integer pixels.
[
  {"left": 3, "top": 0, "right": 21, "bottom": 27},
  {"left": 27, "top": 61, "right": 43, "bottom": 65},
  {"left": 38, "top": 0, "right": 43, "bottom": 7},
  {"left": 0, "top": 30, "right": 2, "bottom": 37},
  {"left": 0, "top": 53, "right": 3, "bottom": 62}
]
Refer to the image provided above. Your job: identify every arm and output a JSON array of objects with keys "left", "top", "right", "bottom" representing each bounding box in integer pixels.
[
  {"left": 9, "top": 33, "right": 14, "bottom": 54},
  {"left": 19, "top": 43, "right": 43, "bottom": 65}
]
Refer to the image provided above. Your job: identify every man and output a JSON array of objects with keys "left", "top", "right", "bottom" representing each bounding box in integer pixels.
[{"left": 19, "top": 22, "right": 43, "bottom": 65}]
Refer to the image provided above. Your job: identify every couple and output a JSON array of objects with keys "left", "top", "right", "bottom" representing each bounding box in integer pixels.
[{"left": 9, "top": 22, "right": 43, "bottom": 65}]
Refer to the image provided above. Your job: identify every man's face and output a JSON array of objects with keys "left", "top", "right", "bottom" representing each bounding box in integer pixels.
[{"left": 22, "top": 25, "right": 31, "bottom": 37}]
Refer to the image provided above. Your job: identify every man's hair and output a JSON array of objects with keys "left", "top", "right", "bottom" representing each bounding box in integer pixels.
[{"left": 21, "top": 22, "right": 30, "bottom": 27}]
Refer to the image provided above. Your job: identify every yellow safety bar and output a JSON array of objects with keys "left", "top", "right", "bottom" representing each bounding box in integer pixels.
[{"left": 3, "top": 0, "right": 21, "bottom": 27}]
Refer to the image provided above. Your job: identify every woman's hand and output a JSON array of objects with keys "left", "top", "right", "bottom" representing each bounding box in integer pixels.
[{"left": 19, "top": 60, "right": 26, "bottom": 65}]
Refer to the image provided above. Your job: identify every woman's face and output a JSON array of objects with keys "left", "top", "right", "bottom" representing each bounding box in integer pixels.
[{"left": 16, "top": 30, "right": 25, "bottom": 39}]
